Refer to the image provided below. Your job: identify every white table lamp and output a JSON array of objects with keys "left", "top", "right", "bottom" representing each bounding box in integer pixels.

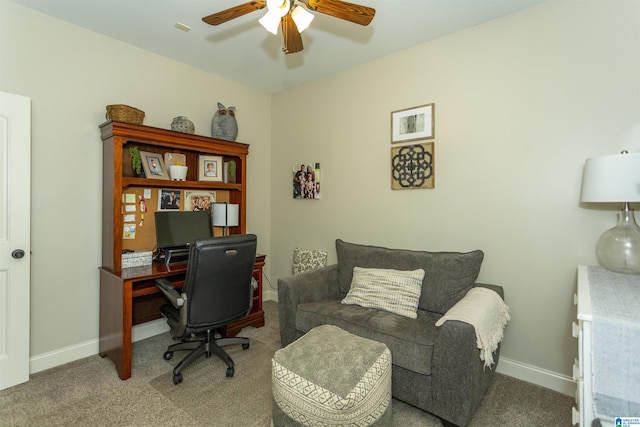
[
  {"left": 212, "top": 203, "right": 239, "bottom": 236},
  {"left": 581, "top": 151, "right": 640, "bottom": 274}
]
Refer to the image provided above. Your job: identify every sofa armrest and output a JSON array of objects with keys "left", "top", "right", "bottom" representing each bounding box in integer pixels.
[
  {"left": 431, "top": 318, "right": 501, "bottom": 426},
  {"left": 277, "top": 264, "right": 339, "bottom": 347},
  {"left": 431, "top": 283, "right": 504, "bottom": 426},
  {"left": 474, "top": 282, "right": 504, "bottom": 299}
]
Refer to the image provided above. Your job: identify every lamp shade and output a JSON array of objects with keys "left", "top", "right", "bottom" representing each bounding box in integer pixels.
[
  {"left": 259, "top": 0, "right": 290, "bottom": 35},
  {"left": 581, "top": 152, "right": 640, "bottom": 203},
  {"left": 291, "top": 5, "right": 314, "bottom": 32},
  {"left": 212, "top": 203, "right": 239, "bottom": 227},
  {"left": 259, "top": 10, "right": 281, "bottom": 35}
]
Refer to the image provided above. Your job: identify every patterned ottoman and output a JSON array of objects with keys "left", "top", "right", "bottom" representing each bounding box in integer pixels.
[{"left": 271, "top": 325, "right": 392, "bottom": 426}]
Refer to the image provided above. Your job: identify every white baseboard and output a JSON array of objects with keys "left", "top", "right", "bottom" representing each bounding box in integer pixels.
[
  {"left": 28, "top": 312, "right": 575, "bottom": 399},
  {"left": 496, "top": 356, "right": 575, "bottom": 397},
  {"left": 30, "top": 338, "right": 99, "bottom": 374},
  {"left": 263, "top": 288, "right": 278, "bottom": 302},
  {"left": 29, "top": 319, "right": 169, "bottom": 375},
  {"left": 131, "top": 318, "right": 170, "bottom": 341}
]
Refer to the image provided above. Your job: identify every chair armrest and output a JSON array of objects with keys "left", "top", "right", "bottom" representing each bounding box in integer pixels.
[
  {"left": 277, "top": 264, "right": 338, "bottom": 347},
  {"left": 155, "top": 278, "right": 185, "bottom": 309}
]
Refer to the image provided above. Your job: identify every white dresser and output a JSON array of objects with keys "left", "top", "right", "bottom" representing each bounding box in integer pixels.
[
  {"left": 572, "top": 265, "right": 640, "bottom": 427},
  {"left": 573, "top": 266, "right": 600, "bottom": 426}
]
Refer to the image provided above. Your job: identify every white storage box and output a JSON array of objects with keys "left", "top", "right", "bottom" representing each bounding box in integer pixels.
[{"left": 122, "top": 250, "right": 153, "bottom": 268}]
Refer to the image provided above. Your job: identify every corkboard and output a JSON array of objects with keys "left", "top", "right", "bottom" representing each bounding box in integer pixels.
[{"left": 121, "top": 187, "right": 229, "bottom": 252}]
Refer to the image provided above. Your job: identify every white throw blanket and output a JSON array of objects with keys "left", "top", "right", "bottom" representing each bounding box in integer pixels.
[{"left": 435, "top": 287, "right": 510, "bottom": 369}]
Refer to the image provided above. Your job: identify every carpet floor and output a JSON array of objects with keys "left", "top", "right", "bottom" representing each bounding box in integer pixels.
[{"left": 0, "top": 300, "right": 573, "bottom": 426}]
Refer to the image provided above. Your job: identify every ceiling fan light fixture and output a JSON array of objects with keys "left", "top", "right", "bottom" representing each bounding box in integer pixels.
[
  {"left": 291, "top": 5, "right": 314, "bottom": 33},
  {"left": 266, "top": 0, "right": 290, "bottom": 17},
  {"left": 259, "top": 10, "right": 281, "bottom": 35},
  {"left": 260, "top": 0, "right": 290, "bottom": 35},
  {"left": 203, "top": 0, "right": 376, "bottom": 55}
]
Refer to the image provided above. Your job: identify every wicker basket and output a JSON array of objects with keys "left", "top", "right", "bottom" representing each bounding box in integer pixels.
[{"left": 105, "top": 104, "right": 145, "bottom": 124}]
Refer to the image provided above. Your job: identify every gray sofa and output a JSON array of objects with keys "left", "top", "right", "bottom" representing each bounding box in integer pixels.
[{"left": 278, "top": 239, "right": 504, "bottom": 427}]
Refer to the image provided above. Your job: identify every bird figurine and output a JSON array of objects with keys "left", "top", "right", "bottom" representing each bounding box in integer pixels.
[{"left": 211, "top": 102, "right": 238, "bottom": 141}]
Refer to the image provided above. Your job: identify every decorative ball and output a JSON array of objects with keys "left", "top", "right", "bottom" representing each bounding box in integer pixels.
[
  {"left": 211, "top": 102, "right": 238, "bottom": 141},
  {"left": 171, "top": 116, "right": 195, "bottom": 134}
]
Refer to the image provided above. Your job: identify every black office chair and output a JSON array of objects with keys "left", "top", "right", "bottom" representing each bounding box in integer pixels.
[{"left": 155, "top": 234, "right": 257, "bottom": 384}]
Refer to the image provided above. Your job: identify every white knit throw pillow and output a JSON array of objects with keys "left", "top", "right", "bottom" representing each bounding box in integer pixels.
[{"left": 342, "top": 267, "right": 424, "bottom": 319}]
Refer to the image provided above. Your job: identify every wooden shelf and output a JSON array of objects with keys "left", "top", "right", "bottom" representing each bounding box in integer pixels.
[
  {"left": 99, "top": 120, "right": 249, "bottom": 272},
  {"left": 122, "top": 177, "right": 243, "bottom": 191},
  {"left": 100, "top": 120, "right": 249, "bottom": 156}
]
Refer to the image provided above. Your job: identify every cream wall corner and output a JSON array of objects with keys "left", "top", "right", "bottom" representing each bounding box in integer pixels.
[
  {"left": 0, "top": 1, "right": 271, "bottom": 359},
  {"left": 270, "top": 0, "right": 640, "bottom": 394}
]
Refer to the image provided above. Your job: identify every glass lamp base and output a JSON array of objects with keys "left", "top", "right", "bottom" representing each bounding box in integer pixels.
[{"left": 596, "top": 209, "right": 640, "bottom": 275}]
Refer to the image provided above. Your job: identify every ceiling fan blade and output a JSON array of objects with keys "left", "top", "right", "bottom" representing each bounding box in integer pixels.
[
  {"left": 303, "top": 0, "right": 375, "bottom": 26},
  {"left": 282, "top": 14, "right": 304, "bottom": 54},
  {"left": 202, "top": 1, "right": 266, "bottom": 26}
]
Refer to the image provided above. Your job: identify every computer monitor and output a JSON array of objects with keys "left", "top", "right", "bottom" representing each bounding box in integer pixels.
[{"left": 154, "top": 210, "right": 213, "bottom": 250}]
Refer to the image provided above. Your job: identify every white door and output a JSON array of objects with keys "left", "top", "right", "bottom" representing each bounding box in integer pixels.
[{"left": 0, "top": 91, "right": 31, "bottom": 390}]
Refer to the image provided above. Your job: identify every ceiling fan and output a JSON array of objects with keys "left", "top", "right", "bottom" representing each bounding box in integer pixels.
[{"left": 202, "top": 0, "right": 376, "bottom": 54}]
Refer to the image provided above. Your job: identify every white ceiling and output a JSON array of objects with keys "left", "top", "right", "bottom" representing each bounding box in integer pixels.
[{"left": 10, "top": 0, "right": 546, "bottom": 93}]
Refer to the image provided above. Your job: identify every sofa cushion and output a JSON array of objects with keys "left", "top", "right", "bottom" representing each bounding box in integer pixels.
[
  {"left": 295, "top": 298, "right": 440, "bottom": 375},
  {"left": 336, "top": 239, "right": 484, "bottom": 315},
  {"left": 342, "top": 267, "right": 424, "bottom": 319}
]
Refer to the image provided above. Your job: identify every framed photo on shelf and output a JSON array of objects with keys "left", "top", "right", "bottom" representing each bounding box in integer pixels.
[
  {"left": 140, "top": 151, "right": 169, "bottom": 180},
  {"left": 184, "top": 190, "right": 216, "bottom": 212},
  {"left": 198, "top": 155, "right": 223, "bottom": 182},
  {"left": 391, "top": 103, "right": 434, "bottom": 143},
  {"left": 158, "top": 189, "right": 182, "bottom": 210}
]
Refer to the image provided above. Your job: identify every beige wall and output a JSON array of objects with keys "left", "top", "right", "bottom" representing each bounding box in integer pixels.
[
  {"left": 0, "top": 1, "right": 272, "bottom": 356},
  {"left": 2, "top": 0, "right": 639, "bottom": 395},
  {"left": 271, "top": 0, "right": 640, "bottom": 391}
]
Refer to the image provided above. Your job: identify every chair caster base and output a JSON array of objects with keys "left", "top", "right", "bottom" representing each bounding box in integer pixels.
[{"left": 173, "top": 373, "right": 183, "bottom": 384}]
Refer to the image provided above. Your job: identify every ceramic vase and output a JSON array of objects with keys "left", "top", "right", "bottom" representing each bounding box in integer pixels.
[
  {"left": 169, "top": 165, "right": 188, "bottom": 181},
  {"left": 171, "top": 116, "right": 195, "bottom": 134},
  {"left": 211, "top": 102, "right": 238, "bottom": 141}
]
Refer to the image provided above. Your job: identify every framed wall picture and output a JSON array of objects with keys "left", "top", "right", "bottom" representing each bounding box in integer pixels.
[
  {"left": 198, "top": 155, "right": 223, "bottom": 182},
  {"left": 391, "top": 142, "right": 434, "bottom": 190},
  {"left": 391, "top": 103, "right": 435, "bottom": 143},
  {"left": 140, "top": 151, "right": 169, "bottom": 180},
  {"left": 293, "top": 163, "right": 321, "bottom": 199}
]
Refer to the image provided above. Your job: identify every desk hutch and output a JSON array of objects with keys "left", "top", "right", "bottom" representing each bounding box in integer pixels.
[{"left": 98, "top": 120, "right": 265, "bottom": 380}]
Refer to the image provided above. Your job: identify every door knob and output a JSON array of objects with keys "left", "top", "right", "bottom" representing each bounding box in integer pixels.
[{"left": 12, "top": 249, "right": 25, "bottom": 259}]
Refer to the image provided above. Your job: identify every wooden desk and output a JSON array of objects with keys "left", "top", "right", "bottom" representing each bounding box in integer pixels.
[{"left": 99, "top": 254, "right": 266, "bottom": 380}]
